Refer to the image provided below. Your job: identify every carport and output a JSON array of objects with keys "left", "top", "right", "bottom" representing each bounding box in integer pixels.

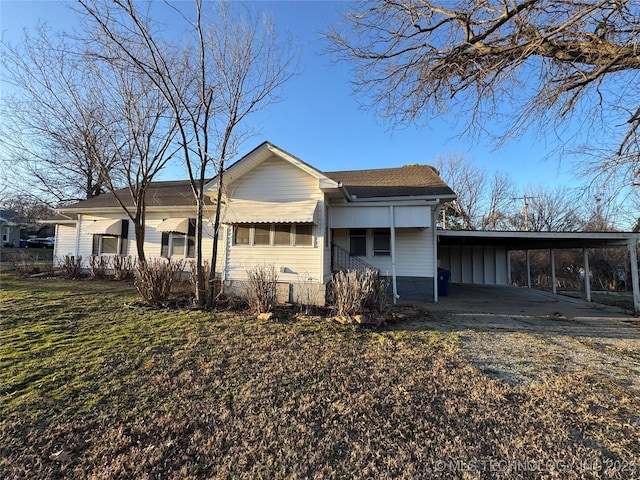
[{"left": 437, "top": 230, "right": 640, "bottom": 314}]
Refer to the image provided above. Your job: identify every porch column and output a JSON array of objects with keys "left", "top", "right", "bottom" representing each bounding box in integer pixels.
[
  {"left": 583, "top": 248, "right": 592, "bottom": 302},
  {"left": 629, "top": 238, "right": 640, "bottom": 314},
  {"left": 74, "top": 214, "right": 82, "bottom": 259},
  {"left": 389, "top": 206, "right": 398, "bottom": 304},
  {"left": 550, "top": 249, "right": 557, "bottom": 294},
  {"left": 526, "top": 249, "right": 531, "bottom": 288}
]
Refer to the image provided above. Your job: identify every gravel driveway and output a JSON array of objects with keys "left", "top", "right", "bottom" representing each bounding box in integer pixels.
[{"left": 397, "top": 285, "right": 640, "bottom": 390}]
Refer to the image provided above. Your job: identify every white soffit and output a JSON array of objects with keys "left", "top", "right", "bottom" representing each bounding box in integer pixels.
[
  {"left": 222, "top": 199, "right": 318, "bottom": 224},
  {"left": 83, "top": 219, "right": 122, "bottom": 235},
  {"left": 156, "top": 218, "right": 190, "bottom": 234}
]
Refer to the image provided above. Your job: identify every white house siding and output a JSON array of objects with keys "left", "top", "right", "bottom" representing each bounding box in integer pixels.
[
  {"left": 395, "top": 228, "right": 435, "bottom": 277},
  {"left": 332, "top": 228, "right": 434, "bottom": 275},
  {"left": 53, "top": 224, "right": 79, "bottom": 262},
  {"left": 222, "top": 157, "right": 327, "bottom": 303},
  {"left": 439, "top": 245, "right": 509, "bottom": 285},
  {"left": 228, "top": 157, "right": 323, "bottom": 203},
  {"left": 332, "top": 227, "right": 436, "bottom": 301}
]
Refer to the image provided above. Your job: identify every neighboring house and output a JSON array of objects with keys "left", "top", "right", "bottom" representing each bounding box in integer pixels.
[
  {"left": 53, "top": 142, "right": 456, "bottom": 304},
  {"left": 0, "top": 210, "right": 21, "bottom": 247}
]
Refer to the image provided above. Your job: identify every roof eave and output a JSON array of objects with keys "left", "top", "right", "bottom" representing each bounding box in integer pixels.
[{"left": 345, "top": 193, "right": 456, "bottom": 203}]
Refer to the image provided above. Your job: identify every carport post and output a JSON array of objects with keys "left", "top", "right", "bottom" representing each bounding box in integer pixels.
[
  {"left": 550, "top": 249, "right": 557, "bottom": 294},
  {"left": 389, "top": 206, "right": 398, "bottom": 305},
  {"left": 629, "top": 239, "right": 640, "bottom": 314},
  {"left": 526, "top": 250, "right": 531, "bottom": 288},
  {"left": 583, "top": 248, "right": 592, "bottom": 302}
]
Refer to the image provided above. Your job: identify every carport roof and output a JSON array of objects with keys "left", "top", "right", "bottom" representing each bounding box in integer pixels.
[{"left": 437, "top": 230, "right": 640, "bottom": 250}]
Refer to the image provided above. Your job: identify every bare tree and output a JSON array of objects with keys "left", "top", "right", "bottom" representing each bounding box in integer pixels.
[
  {"left": 1, "top": 25, "right": 115, "bottom": 204},
  {"left": 0, "top": 195, "right": 55, "bottom": 223},
  {"left": 80, "top": 0, "right": 296, "bottom": 307},
  {"left": 436, "top": 153, "right": 486, "bottom": 229},
  {"left": 513, "top": 186, "right": 582, "bottom": 232},
  {"left": 93, "top": 58, "right": 180, "bottom": 264},
  {"left": 436, "top": 153, "right": 516, "bottom": 230},
  {"left": 1, "top": 21, "right": 180, "bottom": 263},
  {"left": 328, "top": 1, "right": 640, "bottom": 190},
  {"left": 481, "top": 172, "right": 517, "bottom": 230}
]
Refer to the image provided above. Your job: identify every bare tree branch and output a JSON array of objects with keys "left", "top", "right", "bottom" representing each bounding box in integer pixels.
[{"left": 328, "top": 0, "right": 640, "bottom": 189}]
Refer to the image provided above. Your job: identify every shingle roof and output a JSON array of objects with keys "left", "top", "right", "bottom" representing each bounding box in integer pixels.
[
  {"left": 59, "top": 180, "right": 199, "bottom": 210},
  {"left": 59, "top": 163, "right": 454, "bottom": 212},
  {"left": 324, "top": 165, "right": 455, "bottom": 198}
]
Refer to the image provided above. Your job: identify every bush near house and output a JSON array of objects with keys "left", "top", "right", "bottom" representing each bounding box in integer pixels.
[
  {"left": 2, "top": 273, "right": 638, "bottom": 479},
  {"left": 244, "top": 264, "right": 278, "bottom": 315},
  {"left": 328, "top": 269, "right": 389, "bottom": 320}
]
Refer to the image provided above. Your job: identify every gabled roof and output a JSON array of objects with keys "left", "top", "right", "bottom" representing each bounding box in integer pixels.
[
  {"left": 324, "top": 165, "right": 455, "bottom": 199},
  {"left": 58, "top": 180, "right": 201, "bottom": 211},
  {"left": 205, "top": 141, "right": 341, "bottom": 192}
]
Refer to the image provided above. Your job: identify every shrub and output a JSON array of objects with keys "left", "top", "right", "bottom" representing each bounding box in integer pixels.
[
  {"left": 112, "top": 255, "right": 136, "bottom": 281},
  {"left": 58, "top": 255, "right": 83, "bottom": 279},
  {"left": 328, "top": 269, "right": 388, "bottom": 317},
  {"left": 89, "top": 255, "right": 109, "bottom": 279},
  {"left": 134, "top": 258, "right": 186, "bottom": 305},
  {"left": 245, "top": 264, "right": 278, "bottom": 315}
]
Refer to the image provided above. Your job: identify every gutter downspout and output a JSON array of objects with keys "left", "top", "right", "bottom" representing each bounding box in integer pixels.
[
  {"left": 75, "top": 214, "right": 82, "bottom": 260},
  {"left": 389, "top": 205, "right": 398, "bottom": 304}
]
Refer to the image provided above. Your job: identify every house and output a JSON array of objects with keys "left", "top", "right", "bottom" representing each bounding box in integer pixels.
[
  {"left": 0, "top": 210, "right": 21, "bottom": 247},
  {"left": 52, "top": 142, "right": 456, "bottom": 304}
]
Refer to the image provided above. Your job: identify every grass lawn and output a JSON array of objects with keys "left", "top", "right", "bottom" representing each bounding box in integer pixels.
[{"left": 1, "top": 274, "right": 639, "bottom": 479}]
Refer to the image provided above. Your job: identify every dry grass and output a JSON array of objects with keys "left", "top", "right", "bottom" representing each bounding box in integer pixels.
[{"left": 1, "top": 274, "right": 639, "bottom": 479}]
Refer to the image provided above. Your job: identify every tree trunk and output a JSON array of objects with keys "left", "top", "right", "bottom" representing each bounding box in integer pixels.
[
  {"left": 134, "top": 222, "right": 146, "bottom": 265},
  {"left": 206, "top": 158, "right": 225, "bottom": 309}
]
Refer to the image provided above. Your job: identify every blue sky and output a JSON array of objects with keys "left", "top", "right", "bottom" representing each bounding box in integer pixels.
[{"left": 1, "top": 0, "right": 574, "bottom": 191}]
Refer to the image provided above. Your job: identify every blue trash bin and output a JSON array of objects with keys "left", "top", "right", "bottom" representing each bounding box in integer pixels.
[
  {"left": 19, "top": 240, "right": 27, "bottom": 248},
  {"left": 438, "top": 268, "right": 450, "bottom": 296}
]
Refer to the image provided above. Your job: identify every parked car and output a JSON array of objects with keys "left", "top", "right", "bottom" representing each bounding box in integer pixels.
[{"left": 26, "top": 237, "right": 55, "bottom": 249}]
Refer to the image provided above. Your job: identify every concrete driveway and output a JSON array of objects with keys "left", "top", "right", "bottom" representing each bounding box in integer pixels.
[{"left": 431, "top": 284, "right": 635, "bottom": 321}]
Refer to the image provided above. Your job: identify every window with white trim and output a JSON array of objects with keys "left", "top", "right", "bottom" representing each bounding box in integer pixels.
[
  {"left": 101, "top": 235, "right": 120, "bottom": 255},
  {"left": 91, "top": 220, "right": 129, "bottom": 256},
  {"left": 160, "top": 219, "right": 196, "bottom": 258},
  {"left": 348, "top": 228, "right": 392, "bottom": 257},
  {"left": 373, "top": 229, "right": 391, "bottom": 256}
]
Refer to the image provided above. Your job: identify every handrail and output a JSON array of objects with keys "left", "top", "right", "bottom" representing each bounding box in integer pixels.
[{"left": 331, "top": 243, "right": 378, "bottom": 274}]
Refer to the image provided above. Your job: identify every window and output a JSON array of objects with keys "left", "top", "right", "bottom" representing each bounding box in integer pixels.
[
  {"left": 274, "top": 224, "right": 291, "bottom": 245},
  {"left": 233, "top": 223, "right": 313, "bottom": 247},
  {"left": 349, "top": 229, "right": 367, "bottom": 256},
  {"left": 170, "top": 234, "right": 186, "bottom": 257},
  {"left": 101, "top": 236, "right": 120, "bottom": 255},
  {"left": 295, "top": 224, "right": 313, "bottom": 246},
  {"left": 373, "top": 229, "right": 391, "bottom": 256},
  {"left": 254, "top": 224, "right": 271, "bottom": 245},
  {"left": 234, "top": 225, "right": 250, "bottom": 245},
  {"left": 91, "top": 219, "right": 129, "bottom": 256},
  {"left": 160, "top": 219, "right": 195, "bottom": 258}
]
